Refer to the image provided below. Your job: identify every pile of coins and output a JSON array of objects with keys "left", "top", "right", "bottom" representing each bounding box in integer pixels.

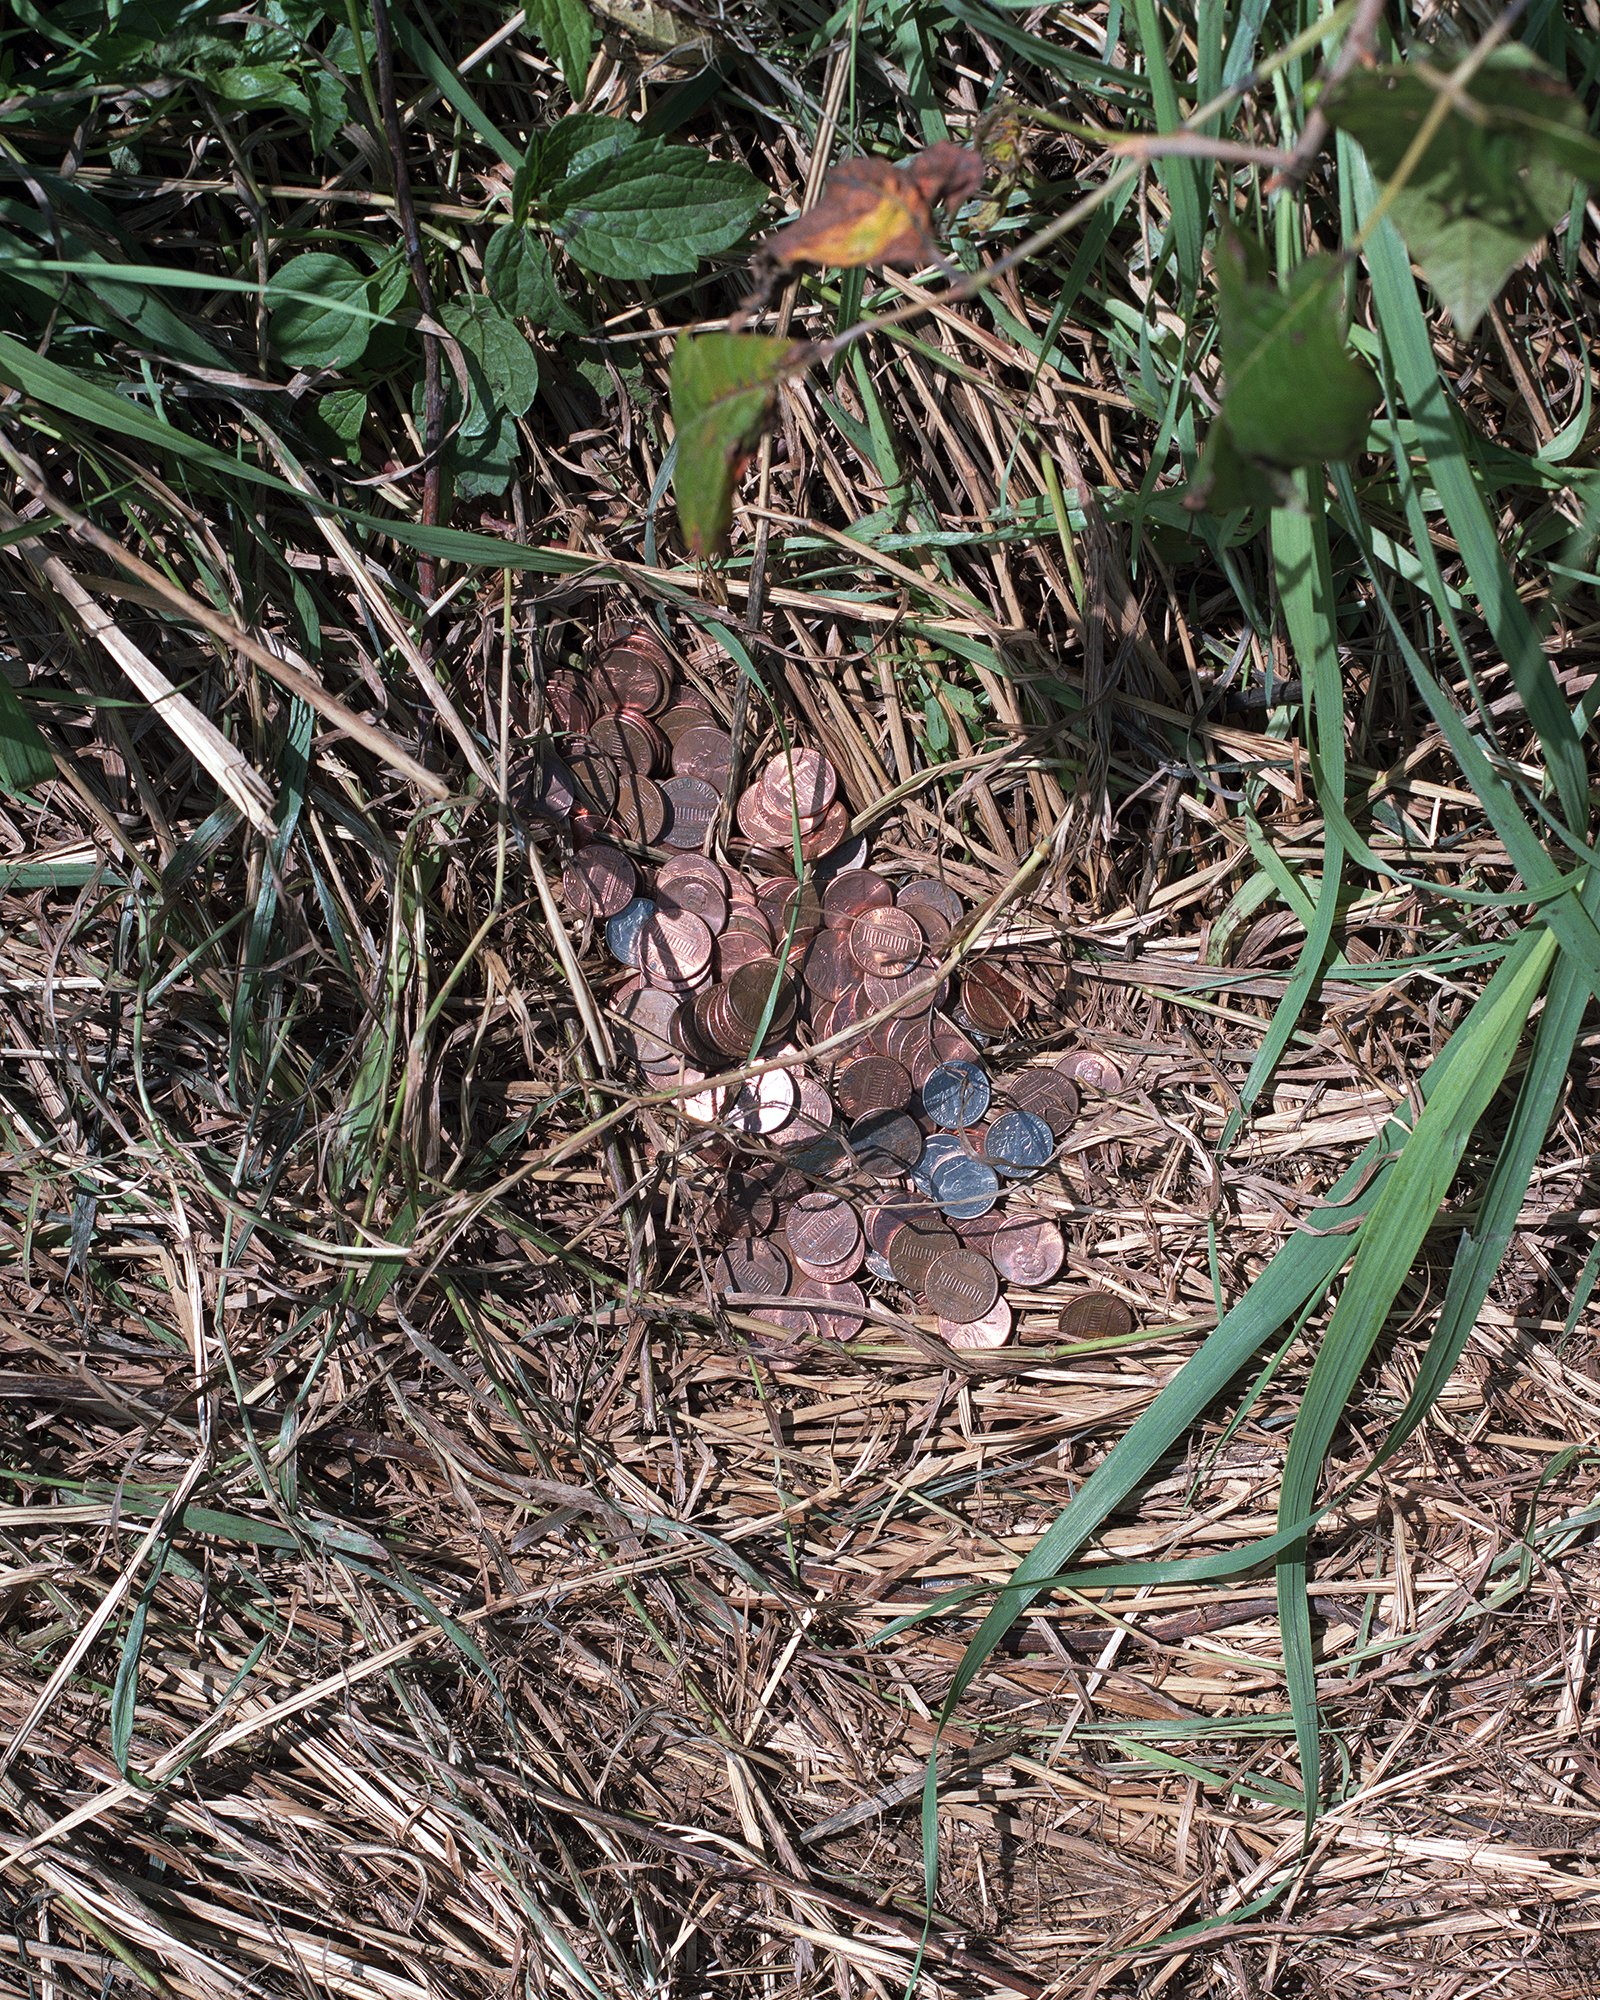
[{"left": 536, "top": 622, "right": 1126, "bottom": 1351}]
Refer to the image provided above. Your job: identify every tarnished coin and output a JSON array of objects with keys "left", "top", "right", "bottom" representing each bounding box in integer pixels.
[
  {"left": 1058, "top": 1292, "right": 1136, "bottom": 1339},
  {"left": 1059, "top": 1050, "right": 1124, "bottom": 1094},
  {"left": 605, "top": 895, "right": 657, "bottom": 968},
  {"left": 544, "top": 672, "right": 594, "bottom": 735},
  {"left": 660, "top": 774, "right": 720, "bottom": 850},
  {"left": 726, "top": 958, "right": 797, "bottom": 1038},
  {"left": 785, "top": 1191, "right": 863, "bottom": 1279},
  {"left": 770, "top": 1076, "right": 836, "bottom": 1151},
  {"left": 592, "top": 647, "right": 672, "bottom": 717},
  {"left": 834, "top": 1055, "right": 913, "bottom": 1120},
  {"left": 920, "top": 1059, "right": 991, "bottom": 1130},
  {"left": 562, "top": 842, "right": 636, "bottom": 918},
  {"left": 984, "top": 1109, "right": 1056, "bottom": 1180},
  {"left": 922, "top": 1246, "right": 1000, "bottom": 1325},
  {"left": 930, "top": 1016, "right": 982, "bottom": 1068},
  {"left": 1005, "top": 1066, "right": 1081, "bottom": 1139},
  {"left": 715, "top": 1235, "right": 790, "bottom": 1299},
  {"left": 822, "top": 869, "right": 893, "bottom": 927},
  {"left": 635, "top": 909, "right": 713, "bottom": 988},
  {"left": 985, "top": 1213, "right": 1066, "bottom": 1287},
  {"left": 939, "top": 1293, "right": 1013, "bottom": 1349},
  {"left": 846, "top": 1110, "right": 924, "bottom": 1178}
]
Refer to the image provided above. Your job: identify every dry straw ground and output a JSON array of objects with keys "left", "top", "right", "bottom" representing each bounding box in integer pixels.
[{"left": 1, "top": 2, "right": 1599, "bottom": 1996}]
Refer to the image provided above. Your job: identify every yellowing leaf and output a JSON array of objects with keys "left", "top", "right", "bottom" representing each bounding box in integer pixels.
[{"left": 763, "top": 143, "right": 983, "bottom": 272}]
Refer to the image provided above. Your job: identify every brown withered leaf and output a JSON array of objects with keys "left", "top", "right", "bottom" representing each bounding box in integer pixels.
[{"left": 763, "top": 142, "right": 984, "bottom": 272}]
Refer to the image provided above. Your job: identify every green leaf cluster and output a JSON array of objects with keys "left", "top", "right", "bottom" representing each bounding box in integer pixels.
[
  {"left": 1326, "top": 46, "right": 1600, "bottom": 334},
  {"left": 1188, "top": 231, "right": 1379, "bottom": 514}
]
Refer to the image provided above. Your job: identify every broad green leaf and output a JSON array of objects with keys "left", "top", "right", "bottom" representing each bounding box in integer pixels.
[
  {"left": 1214, "top": 229, "right": 1379, "bottom": 467},
  {"left": 204, "top": 62, "right": 308, "bottom": 114},
  {"left": 0, "top": 672, "right": 55, "bottom": 795},
  {"left": 450, "top": 412, "right": 523, "bottom": 501},
  {"left": 1327, "top": 47, "right": 1600, "bottom": 334},
  {"left": 440, "top": 295, "right": 538, "bottom": 423},
  {"left": 668, "top": 332, "right": 792, "bottom": 557},
  {"left": 266, "top": 250, "right": 372, "bottom": 369},
  {"left": 315, "top": 385, "right": 366, "bottom": 449},
  {"left": 524, "top": 0, "right": 594, "bottom": 97},
  {"left": 519, "top": 113, "right": 638, "bottom": 216},
  {"left": 549, "top": 139, "right": 768, "bottom": 278},
  {"left": 483, "top": 226, "right": 586, "bottom": 335}
]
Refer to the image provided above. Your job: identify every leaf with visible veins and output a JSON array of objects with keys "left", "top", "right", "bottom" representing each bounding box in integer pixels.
[{"left": 669, "top": 333, "right": 794, "bottom": 557}]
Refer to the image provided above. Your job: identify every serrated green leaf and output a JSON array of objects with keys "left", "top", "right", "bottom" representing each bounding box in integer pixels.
[
  {"left": 1327, "top": 46, "right": 1600, "bottom": 334},
  {"left": 524, "top": 0, "right": 593, "bottom": 97},
  {"left": 483, "top": 226, "right": 586, "bottom": 334},
  {"left": 1215, "top": 230, "right": 1379, "bottom": 466},
  {"left": 440, "top": 295, "right": 539, "bottom": 422},
  {"left": 266, "top": 250, "right": 372, "bottom": 369},
  {"left": 550, "top": 139, "right": 768, "bottom": 278},
  {"left": 316, "top": 384, "right": 366, "bottom": 448},
  {"left": 0, "top": 672, "right": 55, "bottom": 795},
  {"left": 669, "top": 332, "right": 792, "bottom": 557}
]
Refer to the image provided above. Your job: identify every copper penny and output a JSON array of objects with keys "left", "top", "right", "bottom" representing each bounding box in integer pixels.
[
  {"left": 715, "top": 1235, "right": 790, "bottom": 1300},
  {"left": 960, "top": 962, "right": 1027, "bottom": 1035},
  {"left": 986, "top": 1213, "right": 1066, "bottom": 1287},
  {"left": 822, "top": 869, "right": 893, "bottom": 927},
  {"left": 635, "top": 909, "right": 713, "bottom": 988},
  {"left": 849, "top": 908, "right": 925, "bottom": 977},
  {"left": 673, "top": 723, "right": 735, "bottom": 791},
  {"left": 834, "top": 1055, "right": 913, "bottom": 1120},
  {"left": 785, "top": 1191, "right": 862, "bottom": 1278},
  {"left": 595, "top": 653, "right": 671, "bottom": 719},
  {"left": 661, "top": 697, "right": 716, "bottom": 742},
  {"left": 895, "top": 877, "right": 965, "bottom": 939},
  {"left": 661, "top": 774, "right": 720, "bottom": 850},
  {"left": 735, "top": 782, "right": 794, "bottom": 849},
  {"left": 562, "top": 842, "right": 636, "bottom": 918},
  {"left": 716, "top": 928, "right": 774, "bottom": 978},
  {"left": 1059, "top": 1051, "right": 1123, "bottom": 1094},
  {"left": 930, "top": 1016, "right": 981, "bottom": 1067},
  {"left": 801, "top": 929, "right": 852, "bottom": 1000},
  {"left": 864, "top": 967, "right": 937, "bottom": 1019},
  {"left": 605, "top": 768, "right": 665, "bottom": 844},
  {"left": 798, "top": 799, "right": 852, "bottom": 861},
  {"left": 771, "top": 1075, "right": 836, "bottom": 1151},
  {"left": 618, "top": 986, "right": 681, "bottom": 1071},
  {"left": 1058, "top": 1292, "right": 1136, "bottom": 1339},
  {"left": 753, "top": 1302, "right": 821, "bottom": 1339},
  {"left": 726, "top": 959, "right": 798, "bottom": 1038},
  {"left": 564, "top": 738, "right": 621, "bottom": 817},
  {"left": 725, "top": 1069, "right": 799, "bottom": 1136},
  {"left": 544, "top": 672, "right": 594, "bottom": 735},
  {"left": 761, "top": 748, "right": 836, "bottom": 820},
  {"left": 922, "top": 1247, "right": 999, "bottom": 1325},
  {"left": 590, "top": 710, "right": 666, "bottom": 776},
  {"left": 675, "top": 1066, "right": 727, "bottom": 1124},
  {"left": 885, "top": 1212, "right": 959, "bottom": 1292},
  {"left": 758, "top": 877, "right": 822, "bottom": 942},
  {"left": 1006, "top": 1067, "right": 1081, "bottom": 1138},
  {"left": 655, "top": 854, "right": 728, "bottom": 930},
  {"left": 847, "top": 1110, "right": 924, "bottom": 1178},
  {"left": 939, "top": 1294, "right": 1013, "bottom": 1349},
  {"left": 792, "top": 1277, "right": 867, "bottom": 1340}
]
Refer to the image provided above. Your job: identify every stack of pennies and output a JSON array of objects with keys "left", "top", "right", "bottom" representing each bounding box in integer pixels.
[{"left": 538, "top": 621, "right": 1132, "bottom": 1352}]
